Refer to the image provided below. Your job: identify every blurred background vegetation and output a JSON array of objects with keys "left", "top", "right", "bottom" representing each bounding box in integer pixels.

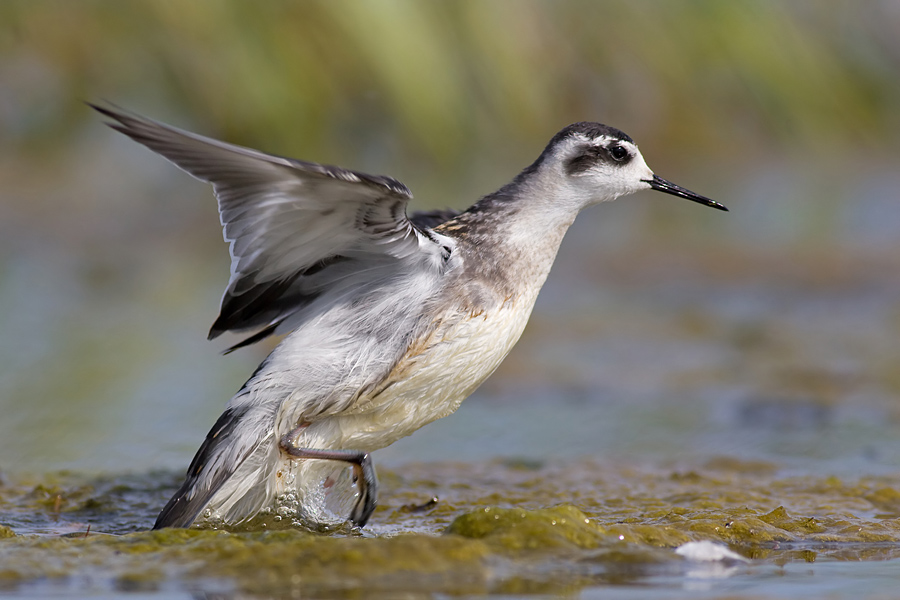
[{"left": 1, "top": 1, "right": 899, "bottom": 475}]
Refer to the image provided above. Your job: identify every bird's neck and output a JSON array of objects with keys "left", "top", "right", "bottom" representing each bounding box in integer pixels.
[{"left": 441, "top": 182, "right": 578, "bottom": 299}]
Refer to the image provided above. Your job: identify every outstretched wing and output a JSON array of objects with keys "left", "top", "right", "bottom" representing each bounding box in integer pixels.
[{"left": 93, "top": 104, "right": 455, "bottom": 350}]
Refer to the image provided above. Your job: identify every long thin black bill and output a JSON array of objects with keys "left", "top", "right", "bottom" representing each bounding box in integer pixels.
[{"left": 644, "top": 175, "right": 728, "bottom": 211}]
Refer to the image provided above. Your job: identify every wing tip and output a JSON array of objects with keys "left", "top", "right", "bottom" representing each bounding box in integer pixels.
[
  {"left": 153, "top": 495, "right": 200, "bottom": 529},
  {"left": 87, "top": 100, "right": 135, "bottom": 126},
  {"left": 222, "top": 322, "right": 281, "bottom": 354},
  {"left": 154, "top": 405, "right": 252, "bottom": 530}
]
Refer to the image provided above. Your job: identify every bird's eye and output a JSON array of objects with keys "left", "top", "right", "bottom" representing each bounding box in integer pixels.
[{"left": 609, "top": 145, "right": 628, "bottom": 161}]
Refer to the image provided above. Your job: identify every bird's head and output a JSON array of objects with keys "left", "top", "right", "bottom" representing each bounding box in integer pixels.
[{"left": 530, "top": 122, "right": 727, "bottom": 213}]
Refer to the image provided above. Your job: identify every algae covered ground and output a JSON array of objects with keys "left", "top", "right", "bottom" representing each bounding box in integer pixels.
[{"left": 2, "top": 456, "right": 900, "bottom": 597}]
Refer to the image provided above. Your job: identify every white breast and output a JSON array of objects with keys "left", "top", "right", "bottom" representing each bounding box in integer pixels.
[{"left": 334, "top": 293, "right": 538, "bottom": 449}]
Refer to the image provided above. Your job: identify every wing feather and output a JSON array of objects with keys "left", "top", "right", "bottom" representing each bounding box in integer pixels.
[{"left": 92, "top": 104, "right": 454, "bottom": 346}]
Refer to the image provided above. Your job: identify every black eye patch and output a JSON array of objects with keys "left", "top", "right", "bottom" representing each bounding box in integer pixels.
[
  {"left": 565, "top": 144, "right": 631, "bottom": 175},
  {"left": 565, "top": 147, "right": 602, "bottom": 175}
]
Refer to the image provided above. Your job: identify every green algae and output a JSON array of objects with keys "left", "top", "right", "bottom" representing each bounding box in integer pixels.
[
  {"left": 2, "top": 458, "right": 900, "bottom": 596},
  {"left": 0, "top": 527, "right": 493, "bottom": 596},
  {"left": 446, "top": 505, "right": 606, "bottom": 550}
]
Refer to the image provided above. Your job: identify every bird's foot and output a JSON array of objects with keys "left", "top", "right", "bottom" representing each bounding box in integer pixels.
[
  {"left": 280, "top": 427, "right": 378, "bottom": 527},
  {"left": 348, "top": 453, "right": 378, "bottom": 527}
]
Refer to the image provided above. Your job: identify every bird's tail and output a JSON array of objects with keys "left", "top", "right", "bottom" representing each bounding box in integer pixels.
[{"left": 154, "top": 399, "right": 279, "bottom": 529}]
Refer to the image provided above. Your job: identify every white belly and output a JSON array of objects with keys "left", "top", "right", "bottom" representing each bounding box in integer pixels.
[{"left": 336, "top": 294, "right": 537, "bottom": 448}]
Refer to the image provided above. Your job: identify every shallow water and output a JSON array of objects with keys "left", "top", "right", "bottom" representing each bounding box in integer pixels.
[{"left": 3, "top": 244, "right": 900, "bottom": 598}]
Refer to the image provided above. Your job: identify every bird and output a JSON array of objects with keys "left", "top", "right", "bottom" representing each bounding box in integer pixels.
[{"left": 92, "top": 104, "right": 727, "bottom": 530}]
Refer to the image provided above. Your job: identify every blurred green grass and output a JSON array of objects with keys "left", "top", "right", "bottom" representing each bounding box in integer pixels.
[{"left": 2, "top": 0, "right": 898, "bottom": 166}]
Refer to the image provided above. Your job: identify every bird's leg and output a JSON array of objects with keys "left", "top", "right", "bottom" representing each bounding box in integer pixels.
[{"left": 279, "top": 426, "right": 378, "bottom": 527}]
